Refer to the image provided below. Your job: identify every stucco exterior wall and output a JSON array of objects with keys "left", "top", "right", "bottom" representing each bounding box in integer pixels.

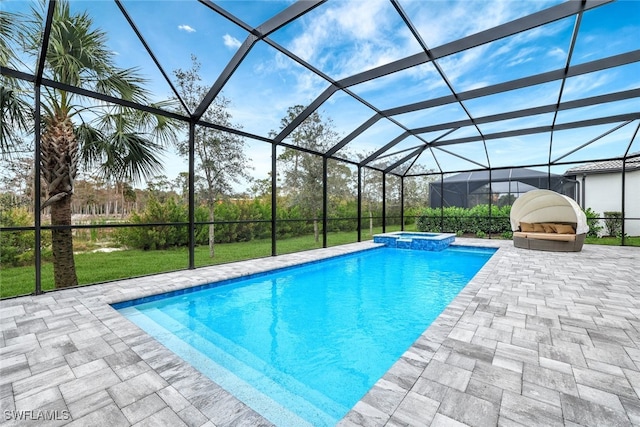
[{"left": 581, "top": 170, "right": 640, "bottom": 236}]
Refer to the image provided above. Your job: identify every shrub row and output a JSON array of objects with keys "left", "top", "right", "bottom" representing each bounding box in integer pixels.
[
  {"left": 1, "top": 197, "right": 392, "bottom": 262},
  {"left": 0, "top": 207, "right": 52, "bottom": 267},
  {"left": 115, "top": 197, "right": 386, "bottom": 250},
  {"left": 416, "top": 205, "right": 512, "bottom": 235},
  {"left": 417, "top": 205, "right": 604, "bottom": 238},
  {"left": 0, "top": 201, "right": 609, "bottom": 264}
]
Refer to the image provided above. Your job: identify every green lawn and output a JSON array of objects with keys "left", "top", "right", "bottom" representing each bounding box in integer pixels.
[
  {"left": 585, "top": 236, "right": 640, "bottom": 246},
  {"left": 0, "top": 227, "right": 400, "bottom": 298},
  {"left": 3, "top": 225, "right": 636, "bottom": 299}
]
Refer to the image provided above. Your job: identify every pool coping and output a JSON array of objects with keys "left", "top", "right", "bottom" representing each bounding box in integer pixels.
[
  {"left": 111, "top": 242, "right": 496, "bottom": 426},
  {"left": 3, "top": 239, "right": 640, "bottom": 426},
  {"left": 109, "top": 244, "right": 384, "bottom": 310},
  {"left": 1, "top": 241, "right": 386, "bottom": 426},
  {"left": 338, "top": 239, "right": 508, "bottom": 425},
  {"left": 374, "top": 231, "right": 457, "bottom": 241}
]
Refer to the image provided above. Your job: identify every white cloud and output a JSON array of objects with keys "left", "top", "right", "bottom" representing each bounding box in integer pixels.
[
  {"left": 506, "top": 46, "right": 537, "bottom": 67},
  {"left": 286, "top": 0, "right": 419, "bottom": 79},
  {"left": 408, "top": 1, "right": 572, "bottom": 90},
  {"left": 438, "top": 45, "right": 488, "bottom": 87},
  {"left": 562, "top": 73, "right": 611, "bottom": 99},
  {"left": 223, "top": 34, "right": 242, "bottom": 50},
  {"left": 178, "top": 25, "right": 196, "bottom": 33},
  {"left": 332, "top": 0, "right": 388, "bottom": 40},
  {"left": 410, "top": 0, "right": 514, "bottom": 48},
  {"left": 548, "top": 47, "right": 566, "bottom": 60}
]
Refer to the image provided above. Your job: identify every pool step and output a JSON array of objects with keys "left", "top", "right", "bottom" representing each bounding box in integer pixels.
[{"left": 123, "top": 307, "right": 344, "bottom": 427}]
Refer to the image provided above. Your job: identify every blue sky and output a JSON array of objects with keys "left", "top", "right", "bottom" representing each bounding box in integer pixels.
[{"left": 4, "top": 0, "right": 640, "bottom": 187}]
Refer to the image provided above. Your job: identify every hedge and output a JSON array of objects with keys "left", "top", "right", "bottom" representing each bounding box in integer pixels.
[{"left": 416, "top": 205, "right": 512, "bottom": 235}]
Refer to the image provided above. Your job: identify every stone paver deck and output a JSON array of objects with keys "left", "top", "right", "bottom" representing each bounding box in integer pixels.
[{"left": 1, "top": 239, "right": 639, "bottom": 426}]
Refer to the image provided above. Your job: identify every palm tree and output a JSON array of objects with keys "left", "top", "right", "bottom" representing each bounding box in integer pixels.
[
  {"left": 2, "top": 1, "right": 178, "bottom": 288},
  {"left": 1, "top": 11, "right": 32, "bottom": 153}
]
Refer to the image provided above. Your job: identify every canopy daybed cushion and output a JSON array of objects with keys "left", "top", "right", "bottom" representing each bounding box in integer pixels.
[{"left": 510, "top": 189, "right": 588, "bottom": 252}]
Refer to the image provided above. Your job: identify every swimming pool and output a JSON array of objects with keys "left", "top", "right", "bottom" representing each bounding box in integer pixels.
[{"left": 115, "top": 245, "right": 495, "bottom": 426}]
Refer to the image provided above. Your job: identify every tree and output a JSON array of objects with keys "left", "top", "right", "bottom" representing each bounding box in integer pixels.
[
  {"left": 402, "top": 166, "right": 435, "bottom": 210},
  {"left": 1, "top": 10, "right": 32, "bottom": 154},
  {"left": 146, "top": 175, "right": 178, "bottom": 202},
  {"left": 0, "top": 157, "right": 35, "bottom": 211},
  {"left": 357, "top": 154, "right": 384, "bottom": 237},
  {"left": 2, "top": 2, "right": 178, "bottom": 288},
  {"left": 272, "top": 105, "right": 340, "bottom": 243},
  {"left": 174, "top": 172, "right": 190, "bottom": 203},
  {"left": 326, "top": 158, "right": 355, "bottom": 214},
  {"left": 174, "top": 56, "right": 251, "bottom": 257},
  {"left": 249, "top": 176, "right": 271, "bottom": 199}
]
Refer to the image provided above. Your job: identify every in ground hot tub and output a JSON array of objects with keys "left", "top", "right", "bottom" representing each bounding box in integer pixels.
[{"left": 373, "top": 231, "right": 456, "bottom": 251}]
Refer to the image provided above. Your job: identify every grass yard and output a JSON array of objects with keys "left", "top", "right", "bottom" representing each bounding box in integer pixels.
[
  {"left": 0, "top": 227, "right": 402, "bottom": 298},
  {"left": 2, "top": 225, "right": 637, "bottom": 299},
  {"left": 585, "top": 236, "right": 640, "bottom": 246}
]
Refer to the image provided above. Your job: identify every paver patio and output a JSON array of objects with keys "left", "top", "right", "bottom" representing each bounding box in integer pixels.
[{"left": 1, "top": 238, "right": 639, "bottom": 426}]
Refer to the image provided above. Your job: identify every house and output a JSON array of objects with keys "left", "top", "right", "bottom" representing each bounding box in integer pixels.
[
  {"left": 429, "top": 168, "right": 575, "bottom": 208},
  {"left": 564, "top": 156, "right": 640, "bottom": 236}
]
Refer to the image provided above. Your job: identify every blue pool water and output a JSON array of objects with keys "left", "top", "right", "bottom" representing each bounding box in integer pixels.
[{"left": 116, "top": 246, "right": 495, "bottom": 426}]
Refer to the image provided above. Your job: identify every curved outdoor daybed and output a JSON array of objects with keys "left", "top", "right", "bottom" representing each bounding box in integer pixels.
[{"left": 510, "top": 189, "right": 588, "bottom": 252}]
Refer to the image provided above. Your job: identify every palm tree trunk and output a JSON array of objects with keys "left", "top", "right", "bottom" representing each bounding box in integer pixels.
[
  {"left": 50, "top": 195, "right": 78, "bottom": 288},
  {"left": 41, "top": 115, "right": 78, "bottom": 288}
]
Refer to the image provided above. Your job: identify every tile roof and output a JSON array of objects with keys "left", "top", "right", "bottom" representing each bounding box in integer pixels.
[{"left": 565, "top": 155, "right": 640, "bottom": 175}]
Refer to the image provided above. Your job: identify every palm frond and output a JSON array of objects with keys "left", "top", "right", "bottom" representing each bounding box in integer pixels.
[
  {"left": 133, "top": 101, "right": 181, "bottom": 147},
  {"left": 99, "top": 132, "right": 165, "bottom": 184},
  {"left": 0, "top": 10, "right": 18, "bottom": 67},
  {"left": 94, "top": 68, "right": 149, "bottom": 104},
  {"left": 12, "top": 0, "right": 180, "bottom": 186},
  {"left": 47, "top": 4, "right": 113, "bottom": 87},
  {"left": 75, "top": 122, "right": 107, "bottom": 169},
  {"left": 0, "top": 84, "right": 33, "bottom": 156}
]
